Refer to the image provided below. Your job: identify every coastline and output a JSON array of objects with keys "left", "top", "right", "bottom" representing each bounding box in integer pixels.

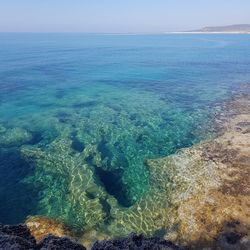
[
  {"left": 14, "top": 83, "right": 249, "bottom": 249},
  {"left": 160, "top": 83, "right": 250, "bottom": 248},
  {"left": 167, "top": 31, "right": 250, "bottom": 34}
]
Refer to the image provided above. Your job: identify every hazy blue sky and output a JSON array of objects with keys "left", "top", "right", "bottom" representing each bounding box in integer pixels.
[{"left": 1, "top": 0, "right": 250, "bottom": 33}]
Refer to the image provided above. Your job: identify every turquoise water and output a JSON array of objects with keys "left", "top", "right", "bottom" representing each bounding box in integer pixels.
[{"left": 0, "top": 34, "right": 250, "bottom": 233}]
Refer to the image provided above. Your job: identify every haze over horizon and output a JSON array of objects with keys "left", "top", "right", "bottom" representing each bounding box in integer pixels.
[{"left": 0, "top": 0, "right": 250, "bottom": 33}]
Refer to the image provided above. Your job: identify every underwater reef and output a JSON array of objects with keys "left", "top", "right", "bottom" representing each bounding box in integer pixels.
[
  {"left": 0, "top": 127, "right": 33, "bottom": 148},
  {"left": 16, "top": 90, "right": 214, "bottom": 242},
  {"left": 13, "top": 84, "right": 249, "bottom": 249}
]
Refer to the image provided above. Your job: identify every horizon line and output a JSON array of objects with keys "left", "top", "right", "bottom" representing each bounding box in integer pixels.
[{"left": 1, "top": 31, "right": 250, "bottom": 35}]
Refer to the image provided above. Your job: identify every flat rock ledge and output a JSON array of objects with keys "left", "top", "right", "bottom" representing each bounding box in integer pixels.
[{"left": 0, "top": 223, "right": 182, "bottom": 250}]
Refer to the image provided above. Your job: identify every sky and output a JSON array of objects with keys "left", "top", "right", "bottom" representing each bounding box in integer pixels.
[{"left": 0, "top": 0, "right": 250, "bottom": 33}]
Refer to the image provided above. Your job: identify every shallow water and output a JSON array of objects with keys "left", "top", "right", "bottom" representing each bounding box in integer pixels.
[{"left": 0, "top": 34, "right": 250, "bottom": 233}]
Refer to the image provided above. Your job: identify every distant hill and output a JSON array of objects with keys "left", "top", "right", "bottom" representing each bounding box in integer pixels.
[{"left": 191, "top": 24, "right": 250, "bottom": 33}]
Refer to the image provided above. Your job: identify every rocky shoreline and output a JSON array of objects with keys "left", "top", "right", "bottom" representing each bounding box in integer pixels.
[
  {"left": 144, "top": 84, "right": 250, "bottom": 249},
  {"left": 168, "top": 84, "right": 250, "bottom": 248},
  {"left": 0, "top": 223, "right": 182, "bottom": 250}
]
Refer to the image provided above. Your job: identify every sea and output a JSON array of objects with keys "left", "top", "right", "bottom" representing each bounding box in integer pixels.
[{"left": 0, "top": 33, "right": 250, "bottom": 236}]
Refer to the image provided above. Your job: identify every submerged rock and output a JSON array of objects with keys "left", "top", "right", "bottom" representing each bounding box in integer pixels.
[
  {"left": 21, "top": 139, "right": 110, "bottom": 231},
  {"left": 26, "top": 216, "right": 73, "bottom": 243},
  {"left": 79, "top": 229, "right": 111, "bottom": 250},
  {"left": 0, "top": 127, "right": 33, "bottom": 147},
  {"left": 0, "top": 124, "right": 6, "bottom": 134}
]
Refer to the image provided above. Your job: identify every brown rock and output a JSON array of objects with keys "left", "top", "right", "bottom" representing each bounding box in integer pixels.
[{"left": 25, "top": 216, "right": 72, "bottom": 243}]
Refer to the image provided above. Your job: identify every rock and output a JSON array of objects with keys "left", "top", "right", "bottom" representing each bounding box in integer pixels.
[
  {"left": 0, "top": 224, "right": 183, "bottom": 250},
  {"left": 0, "top": 224, "right": 36, "bottom": 249},
  {"left": 0, "top": 234, "right": 33, "bottom": 250},
  {"left": 0, "top": 223, "right": 86, "bottom": 250},
  {"left": 79, "top": 229, "right": 111, "bottom": 250},
  {"left": 38, "top": 235, "right": 86, "bottom": 250},
  {"left": 0, "top": 124, "right": 6, "bottom": 133},
  {"left": 21, "top": 139, "right": 109, "bottom": 231},
  {"left": 215, "top": 221, "right": 250, "bottom": 250},
  {"left": 26, "top": 216, "right": 72, "bottom": 243},
  {"left": 92, "top": 233, "right": 183, "bottom": 250},
  {"left": 0, "top": 127, "right": 33, "bottom": 147}
]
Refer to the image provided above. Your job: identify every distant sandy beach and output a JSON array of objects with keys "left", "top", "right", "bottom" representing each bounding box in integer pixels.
[{"left": 168, "top": 31, "right": 250, "bottom": 34}]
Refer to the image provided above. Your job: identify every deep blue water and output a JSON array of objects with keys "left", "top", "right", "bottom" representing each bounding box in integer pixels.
[{"left": 0, "top": 33, "right": 250, "bottom": 232}]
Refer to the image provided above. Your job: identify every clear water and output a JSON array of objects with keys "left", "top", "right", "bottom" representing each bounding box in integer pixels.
[{"left": 0, "top": 33, "right": 250, "bottom": 233}]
